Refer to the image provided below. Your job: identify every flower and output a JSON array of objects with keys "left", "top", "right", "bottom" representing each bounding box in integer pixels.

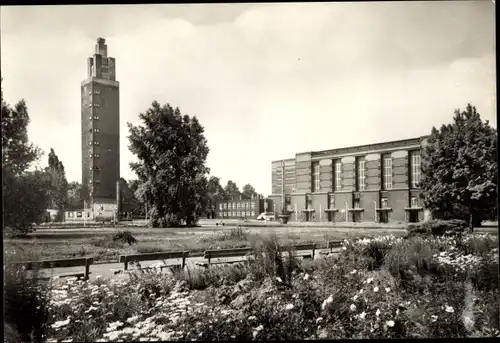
[
  {"left": 359, "top": 289, "right": 364, "bottom": 294},
  {"left": 248, "top": 316, "right": 257, "bottom": 321},
  {"left": 385, "top": 287, "right": 391, "bottom": 293},
  {"left": 304, "top": 274, "right": 310, "bottom": 280},
  {"left": 376, "top": 309, "right": 381, "bottom": 317},
  {"left": 350, "top": 304, "right": 357, "bottom": 311},
  {"left": 342, "top": 246, "right": 347, "bottom": 250},
  {"left": 386, "top": 320, "right": 395, "bottom": 327},
  {"left": 350, "top": 269, "right": 357, "bottom": 274},
  {"left": 431, "top": 315, "right": 438, "bottom": 322},
  {"left": 359, "top": 312, "right": 367, "bottom": 320},
  {"left": 285, "top": 304, "right": 294, "bottom": 310},
  {"left": 352, "top": 295, "right": 358, "bottom": 301},
  {"left": 275, "top": 277, "right": 282, "bottom": 283},
  {"left": 445, "top": 305, "right": 454, "bottom": 313},
  {"left": 316, "top": 317, "right": 323, "bottom": 324},
  {"left": 366, "top": 277, "right": 374, "bottom": 284},
  {"left": 51, "top": 317, "right": 71, "bottom": 329},
  {"left": 321, "top": 295, "right": 334, "bottom": 310},
  {"left": 373, "top": 286, "right": 379, "bottom": 292}
]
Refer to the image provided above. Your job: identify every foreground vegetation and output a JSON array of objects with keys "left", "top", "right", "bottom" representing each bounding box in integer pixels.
[{"left": 5, "top": 229, "right": 499, "bottom": 342}]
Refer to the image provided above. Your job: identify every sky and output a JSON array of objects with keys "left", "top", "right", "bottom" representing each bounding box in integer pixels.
[{"left": 1, "top": 2, "right": 496, "bottom": 196}]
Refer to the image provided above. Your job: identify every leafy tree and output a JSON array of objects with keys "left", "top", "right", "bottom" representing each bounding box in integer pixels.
[
  {"left": 420, "top": 104, "right": 497, "bottom": 231},
  {"left": 224, "top": 180, "right": 241, "bottom": 200},
  {"left": 2, "top": 78, "right": 50, "bottom": 234},
  {"left": 128, "top": 101, "right": 210, "bottom": 227},
  {"left": 242, "top": 183, "right": 258, "bottom": 200},
  {"left": 207, "top": 176, "right": 226, "bottom": 204},
  {"left": 118, "top": 178, "right": 142, "bottom": 215},
  {"left": 45, "top": 148, "right": 68, "bottom": 220},
  {"left": 129, "top": 179, "right": 145, "bottom": 216},
  {"left": 66, "top": 181, "right": 82, "bottom": 210}
]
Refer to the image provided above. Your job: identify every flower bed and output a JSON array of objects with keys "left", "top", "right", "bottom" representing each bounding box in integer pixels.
[{"left": 10, "top": 233, "right": 499, "bottom": 341}]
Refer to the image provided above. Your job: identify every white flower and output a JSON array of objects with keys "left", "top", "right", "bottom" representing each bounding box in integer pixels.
[
  {"left": 95, "top": 275, "right": 102, "bottom": 279},
  {"left": 316, "top": 317, "right": 323, "bottom": 324},
  {"left": 350, "top": 304, "right": 357, "bottom": 311},
  {"left": 463, "top": 316, "right": 475, "bottom": 331},
  {"left": 445, "top": 305, "right": 454, "bottom": 313},
  {"left": 359, "top": 312, "right": 367, "bottom": 320},
  {"left": 321, "top": 295, "right": 333, "bottom": 310},
  {"left": 248, "top": 316, "right": 257, "bottom": 321},
  {"left": 304, "top": 274, "right": 310, "bottom": 280},
  {"left": 385, "top": 287, "right": 391, "bottom": 293},
  {"left": 386, "top": 320, "right": 395, "bottom": 327},
  {"left": 342, "top": 246, "right": 347, "bottom": 250},
  {"left": 373, "top": 287, "right": 379, "bottom": 293},
  {"left": 440, "top": 252, "right": 446, "bottom": 256},
  {"left": 366, "top": 277, "right": 374, "bottom": 284},
  {"left": 285, "top": 303, "right": 294, "bottom": 310},
  {"left": 431, "top": 315, "right": 438, "bottom": 322},
  {"left": 275, "top": 277, "right": 282, "bottom": 283},
  {"left": 352, "top": 295, "right": 358, "bottom": 301},
  {"left": 350, "top": 269, "right": 357, "bottom": 274},
  {"left": 376, "top": 309, "right": 381, "bottom": 317},
  {"left": 359, "top": 289, "right": 364, "bottom": 294},
  {"left": 51, "top": 317, "right": 71, "bottom": 329}
]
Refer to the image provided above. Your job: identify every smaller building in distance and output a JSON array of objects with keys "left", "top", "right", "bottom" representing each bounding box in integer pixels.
[
  {"left": 269, "top": 136, "right": 430, "bottom": 223},
  {"left": 216, "top": 196, "right": 273, "bottom": 219}
]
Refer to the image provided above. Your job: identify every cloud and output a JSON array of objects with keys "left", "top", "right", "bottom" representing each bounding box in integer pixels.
[{"left": 1, "top": 2, "right": 496, "bottom": 195}]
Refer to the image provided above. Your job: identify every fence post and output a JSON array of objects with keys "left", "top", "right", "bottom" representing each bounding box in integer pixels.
[
  {"left": 182, "top": 252, "right": 187, "bottom": 269},
  {"left": 124, "top": 256, "right": 128, "bottom": 271},
  {"left": 312, "top": 244, "right": 316, "bottom": 259}
]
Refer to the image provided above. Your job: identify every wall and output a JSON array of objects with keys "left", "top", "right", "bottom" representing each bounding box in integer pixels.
[
  {"left": 295, "top": 153, "right": 311, "bottom": 193},
  {"left": 387, "top": 189, "right": 409, "bottom": 221},
  {"left": 311, "top": 193, "right": 328, "bottom": 222},
  {"left": 359, "top": 191, "right": 379, "bottom": 222},
  {"left": 333, "top": 192, "right": 352, "bottom": 221}
]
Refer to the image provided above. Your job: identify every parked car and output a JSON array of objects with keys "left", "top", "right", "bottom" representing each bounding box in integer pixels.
[{"left": 257, "top": 212, "right": 275, "bottom": 221}]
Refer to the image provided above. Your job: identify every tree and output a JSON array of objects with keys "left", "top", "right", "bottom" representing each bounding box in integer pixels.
[
  {"left": 242, "top": 183, "right": 258, "bottom": 200},
  {"left": 224, "top": 180, "right": 241, "bottom": 200},
  {"left": 207, "top": 176, "right": 226, "bottom": 203},
  {"left": 66, "top": 181, "right": 82, "bottom": 210},
  {"left": 128, "top": 101, "right": 210, "bottom": 227},
  {"left": 45, "top": 148, "right": 68, "bottom": 220},
  {"left": 420, "top": 104, "right": 497, "bottom": 231},
  {"left": 2, "top": 78, "right": 50, "bottom": 234},
  {"left": 118, "top": 178, "right": 142, "bottom": 215}
]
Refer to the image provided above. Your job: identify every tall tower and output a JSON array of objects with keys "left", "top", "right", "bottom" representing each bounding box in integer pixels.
[{"left": 81, "top": 38, "right": 120, "bottom": 217}]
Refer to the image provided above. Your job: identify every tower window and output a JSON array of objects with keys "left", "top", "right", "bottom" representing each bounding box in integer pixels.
[
  {"left": 94, "top": 153, "right": 100, "bottom": 158},
  {"left": 94, "top": 141, "right": 100, "bottom": 145},
  {"left": 94, "top": 116, "right": 99, "bottom": 120},
  {"left": 383, "top": 155, "right": 393, "bottom": 190},
  {"left": 94, "top": 128, "right": 100, "bottom": 133}
]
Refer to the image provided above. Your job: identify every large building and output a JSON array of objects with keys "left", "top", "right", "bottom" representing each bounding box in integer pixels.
[
  {"left": 81, "top": 38, "right": 120, "bottom": 220},
  {"left": 269, "top": 136, "right": 430, "bottom": 223},
  {"left": 216, "top": 197, "right": 273, "bottom": 219}
]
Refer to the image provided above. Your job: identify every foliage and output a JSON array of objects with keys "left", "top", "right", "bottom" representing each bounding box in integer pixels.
[
  {"left": 4, "top": 258, "right": 51, "bottom": 343},
  {"left": 66, "top": 181, "right": 83, "bottom": 211},
  {"left": 241, "top": 184, "right": 258, "bottom": 200},
  {"left": 206, "top": 176, "right": 226, "bottom": 209},
  {"left": 45, "top": 148, "right": 69, "bottom": 218},
  {"left": 407, "top": 219, "right": 468, "bottom": 237},
  {"left": 127, "top": 101, "right": 210, "bottom": 227},
  {"left": 224, "top": 180, "right": 241, "bottom": 200},
  {"left": 118, "top": 178, "right": 142, "bottom": 215},
  {"left": 112, "top": 231, "right": 137, "bottom": 245},
  {"left": 420, "top": 104, "right": 498, "bottom": 230},
  {"left": 3, "top": 168, "right": 52, "bottom": 236}
]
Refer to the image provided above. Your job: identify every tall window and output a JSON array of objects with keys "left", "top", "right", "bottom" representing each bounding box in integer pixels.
[
  {"left": 411, "top": 152, "right": 421, "bottom": 188},
  {"left": 312, "top": 162, "right": 320, "bottom": 192},
  {"left": 357, "top": 157, "right": 366, "bottom": 191},
  {"left": 335, "top": 161, "right": 342, "bottom": 191},
  {"left": 383, "top": 155, "right": 393, "bottom": 190}
]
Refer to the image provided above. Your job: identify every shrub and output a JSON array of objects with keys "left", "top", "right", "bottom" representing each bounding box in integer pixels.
[
  {"left": 112, "top": 231, "right": 137, "bottom": 245},
  {"left": 4, "top": 262, "right": 51, "bottom": 343},
  {"left": 407, "top": 219, "right": 468, "bottom": 237}
]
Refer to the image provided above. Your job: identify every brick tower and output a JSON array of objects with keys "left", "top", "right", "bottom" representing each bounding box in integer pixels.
[{"left": 81, "top": 38, "right": 120, "bottom": 219}]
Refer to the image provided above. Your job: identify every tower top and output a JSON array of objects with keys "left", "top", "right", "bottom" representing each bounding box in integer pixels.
[{"left": 97, "top": 37, "right": 105, "bottom": 44}]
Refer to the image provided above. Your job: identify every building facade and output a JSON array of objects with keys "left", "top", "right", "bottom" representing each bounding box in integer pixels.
[
  {"left": 216, "top": 197, "right": 273, "bottom": 219},
  {"left": 269, "top": 136, "right": 430, "bottom": 223},
  {"left": 81, "top": 38, "right": 120, "bottom": 220}
]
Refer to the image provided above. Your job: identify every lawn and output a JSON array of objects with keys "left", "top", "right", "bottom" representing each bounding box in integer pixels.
[
  {"left": 3, "top": 225, "right": 408, "bottom": 263},
  {"left": 5, "top": 231, "right": 499, "bottom": 342}
]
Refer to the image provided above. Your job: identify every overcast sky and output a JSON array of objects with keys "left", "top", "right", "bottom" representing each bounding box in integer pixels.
[{"left": 1, "top": 2, "right": 496, "bottom": 195}]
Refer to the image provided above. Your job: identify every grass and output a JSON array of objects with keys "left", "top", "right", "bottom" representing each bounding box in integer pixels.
[{"left": 3, "top": 226, "right": 407, "bottom": 264}]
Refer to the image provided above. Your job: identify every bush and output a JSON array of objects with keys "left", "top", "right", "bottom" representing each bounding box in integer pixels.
[
  {"left": 112, "top": 231, "right": 137, "bottom": 245},
  {"left": 407, "top": 219, "right": 468, "bottom": 237},
  {"left": 4, "top": 263, "right": 51, "bottom": 343}
]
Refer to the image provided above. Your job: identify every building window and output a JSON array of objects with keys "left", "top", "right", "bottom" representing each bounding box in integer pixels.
[
  {"left": 357, "top": 157, "right": 366, "bottom": 191},
  {"left": 354, "top": 199, "right": 361, "bottom": 209},
  {"left": 251, "top": 211, "right": 255, "bottom": 216},
  {"left": 95, "top": 180, "right": 100, "bottom": 184},
  {"left": 94, "top": 166, "right": 100, "bottom": 170},
  {"left": 251, "top": 202, "right": 255, "bottom": 209},
  {"left": 219, "top": 203, "right": 223, "bottom": 210},
  {"left": 381, "top": 198, "right": 388, "bottom": 208},
  {"left": 88, "top": 142, "right": 92, "bottom": 146},
  {"left": 411, "top": 197, "right": 418, "bottom": 207},
  {"left": 94, "top": 153, "right": 100, "bottom": 158},
  {"left": 89, "top": 167, "right": 93, "bottom": 171},
  {"left": 411, "top": 152, "right": 421, "bottom": 188},
  {"left": 94, "top": 128, "right": 100, "bottom": 133},
  {"left": 224, "top": 203, "right": 228, "bottom": 209},
  {"left": 329, "top": 195, "right": 335, "bottom": 209},
  {"left": 89, "top": 104, "right": 92, "bottom": 107},
  {"left": 94, "top": 90, "right": 100, "bottom": 94},
  {"left": 383, "top": 155, "right": 393, "bottom": 190},
  {"left": 89, "top": 91, "right": 92, "bottom": 95},
  {"left": 94, "top": 104, "right": 99, "bottom": 108},
  {"left": 94, "top": 116, "right": 99, "bottom": 120},
  {"left": 94, "top": 141, "right": 100, "bottom": 145},
  {"left": 312, "top": 162, "right": 320, "bottom": 192},
  {"left": 335, "top": 161, "right": 342, "bottom": 191}
]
